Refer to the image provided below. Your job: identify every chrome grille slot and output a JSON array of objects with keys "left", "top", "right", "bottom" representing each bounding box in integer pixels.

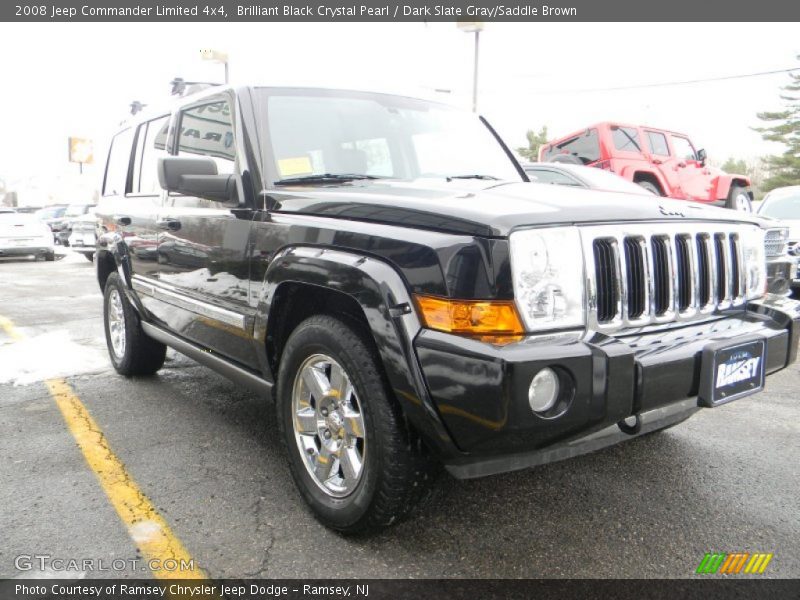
[
  {"left": 651, "top": 235, "right": 671, "bottom": 316},
  {"left": 582, "top": 223, "right": 754, "bottom": 332},
  {"left": 730, "top": 234, "right": 741, "bottom": 301},
  {"left": 675, "top": 235, "right": 692, "bottom": 312},
  {"left": 714, "top": 233, "right": 728, "bottom": 306},
  {"left": 696, "top": 234, "right": 711, "bottom": 308},
  {"left": 623, "top": 237, "right": 646, "bottom": 319},
  {"left": 593, "top": 238, "right": 620, "bottom": 323}
]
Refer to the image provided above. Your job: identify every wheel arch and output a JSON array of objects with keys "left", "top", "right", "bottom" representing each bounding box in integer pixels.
[
  {"left": 714, "top": 174, "right": 752, "bottom": 201},
  {"left": 254, "top": 246, "right": 459, "bottom": 459},
  {"left": 632, "top": 170, "right": 666, "bottom": 195}
]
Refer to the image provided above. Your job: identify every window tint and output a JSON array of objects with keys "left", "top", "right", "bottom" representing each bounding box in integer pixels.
[
  {"left": 646, "top": 131, "right": 669, "bottom": 156},
  {"left": 542, "top": 129, "right": 600, "bottom": 164},
  {"left": 177, "top": 98, "right": 235, "bottom": 173},
  {"left": 525, "top": 168, "right": 583, "bottom": 187},
  {"left": 612, "top": 126, "right": 642, "bottom": 152},
  {"left": 671, "top": 136, "right": 696, "bottom": 161},
  {"left": 103, "top": 128, "right": 134, "bottom": 196}
]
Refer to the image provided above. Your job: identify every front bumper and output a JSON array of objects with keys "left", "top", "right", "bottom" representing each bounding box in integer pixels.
[
  {"left": 0, "top": 245, "right": 53, "bottom": 257},
  {"left": 414, "top": 299, "right": 800, "bottom": 478}
]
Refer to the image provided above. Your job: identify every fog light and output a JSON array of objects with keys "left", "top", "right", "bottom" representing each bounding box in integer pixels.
[{"left": 528, "top": 368, "right": 559, "bottom": 413}]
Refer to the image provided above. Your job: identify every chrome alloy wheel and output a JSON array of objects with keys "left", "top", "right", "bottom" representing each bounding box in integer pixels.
[
  {"left": 107, "top": 289, "right": 127, "bottom": 359},
  {"left": 291, "top": 354, "right": 366, "bottom": 498}
]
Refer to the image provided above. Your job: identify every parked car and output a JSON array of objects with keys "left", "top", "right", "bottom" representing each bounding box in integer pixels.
[
  {"left": 34, "top": 205, "right": 68, "bottom": 239},
  {"left": 0, "top": 212, "right": 55, "bottom": 260},
  {"left": 758, "top": 186, "right": 800, "bottom": 292},
  {"left": 538, "top": 122, "right": 753, "bottom": 211},
  {"left": 67, "top": 209, "right": 98, "bottom": 261},
  {"left": 95, "top": 85, "right": 798, "bottom": 533},
  {"left": 53, "top": 203, "right": 96, "bottom": 245},
  {"left": 522, "top": 162, "right": 656, "bottom": 195}
]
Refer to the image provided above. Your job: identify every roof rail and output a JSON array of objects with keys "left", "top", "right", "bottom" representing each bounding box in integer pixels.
[{"left": 170, "top": 77, "right": 222, "bottom": 97}]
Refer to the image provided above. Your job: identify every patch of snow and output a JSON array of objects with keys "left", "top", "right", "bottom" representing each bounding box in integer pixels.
[{"left": 0, "top": 330, "right": 109, "bottom": 386}]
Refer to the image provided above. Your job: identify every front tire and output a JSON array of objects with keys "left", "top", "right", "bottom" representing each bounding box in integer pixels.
[
  {"left": 726, "top": 185, "right": 752, "bottom": 212},
  {"left": 636, "top": 180, "right": 661, "bottom": 196},
  {"left": 103, "top": 273, "right": 166, "bottom": 376},
  {"left": 276, "top": 315, "right": 434, "bottom": 533}
]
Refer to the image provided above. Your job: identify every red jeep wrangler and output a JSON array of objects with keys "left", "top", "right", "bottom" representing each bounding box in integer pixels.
[{"left": 538, "top": 122, "right": 753, "bottom": 211}]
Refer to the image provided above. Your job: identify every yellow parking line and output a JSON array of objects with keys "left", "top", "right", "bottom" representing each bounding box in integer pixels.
[{"left": 1, "top": 314, "right": 206, "bottom": 580}]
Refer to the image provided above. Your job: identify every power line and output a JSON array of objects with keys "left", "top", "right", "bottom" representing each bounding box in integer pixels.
[{"left": 539, "top": 67, "right": 800, "bottom": 95}]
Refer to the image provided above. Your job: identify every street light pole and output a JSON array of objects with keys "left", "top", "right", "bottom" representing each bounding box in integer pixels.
[
  {"left": 472, "top": 29, "right": 480, "bottom": 113},
  {"left": 457, "top": 21, "right": 485, "bottom": 113}
]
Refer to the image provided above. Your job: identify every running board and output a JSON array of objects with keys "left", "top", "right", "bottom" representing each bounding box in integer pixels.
[{"left": 141, "top": 322, "right": 273, "bottom": 397}]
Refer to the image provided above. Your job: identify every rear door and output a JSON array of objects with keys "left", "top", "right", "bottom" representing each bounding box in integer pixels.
[
  {"left": 152, "top": 92, "right": 258, "bottom": 367},
  {"left": 99, "top": 124, "right": 162, "bottom": 280}
]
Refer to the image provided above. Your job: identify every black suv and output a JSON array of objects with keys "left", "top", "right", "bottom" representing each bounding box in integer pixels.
[{"left": 96, "top": 85, "right": 800, "bottom": 533}]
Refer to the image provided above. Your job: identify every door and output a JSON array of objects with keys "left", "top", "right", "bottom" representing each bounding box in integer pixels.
[
  {"left": 643, "top": 130, "right": 683, "bottom": 198},
  {"left": 153, "top": 93, "right": 258, "bottom": 368},
  {"left": 99, "top": 124, "right": 162, "bottom": 281},
  {"left": 670, "top": 135, "right": 709, "bottom": 201}
]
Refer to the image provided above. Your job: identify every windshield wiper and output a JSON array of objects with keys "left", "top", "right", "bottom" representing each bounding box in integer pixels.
[
  {"left": 273, "top": 173, "right": 382, "bottom": 186},
  {"left": 445, "top": 174, "right": 500, "bottom": 182}
]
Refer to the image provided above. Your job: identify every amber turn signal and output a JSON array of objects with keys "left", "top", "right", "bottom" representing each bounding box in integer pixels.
[{"left": 414, "top": 295, "right": 525, "bottom": 335}]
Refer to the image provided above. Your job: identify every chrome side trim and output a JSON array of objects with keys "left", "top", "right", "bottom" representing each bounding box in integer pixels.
[{"left": 131, "top": 274, "right": 246, "bottom": 330}]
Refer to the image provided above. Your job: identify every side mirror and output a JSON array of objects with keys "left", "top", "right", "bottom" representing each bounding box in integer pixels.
[
  {"left": 157, "top": 156, "right": 237, "bottom": 202},
  {"left": 696, "top": 148, "right": 707, "bottom": 165}
]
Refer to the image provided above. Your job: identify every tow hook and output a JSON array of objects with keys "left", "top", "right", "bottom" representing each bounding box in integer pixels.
[{"left": 618, "top": 414, "right": 642, "bottom": 435}]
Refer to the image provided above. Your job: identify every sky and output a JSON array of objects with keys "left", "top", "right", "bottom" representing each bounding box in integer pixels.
[{"left": 0, "top": 22, "right": 797, "bottom": 204}]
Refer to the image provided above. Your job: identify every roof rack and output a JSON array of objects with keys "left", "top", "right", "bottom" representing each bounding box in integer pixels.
[{"left": 170, "top": 77, "right": 222, "bottom": 97}]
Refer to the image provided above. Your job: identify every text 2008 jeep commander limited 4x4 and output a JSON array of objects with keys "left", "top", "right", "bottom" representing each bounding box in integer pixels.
[{"left": 96, "top": 85, "right": 800, "bottom": 533}]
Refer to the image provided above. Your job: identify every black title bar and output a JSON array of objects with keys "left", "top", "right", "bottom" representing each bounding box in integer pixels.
[{"left": 4, "top": 0, "right": 800, "bottom": 22}]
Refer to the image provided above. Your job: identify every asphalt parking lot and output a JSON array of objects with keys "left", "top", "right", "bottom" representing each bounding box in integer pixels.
[{"left": 1, "top": 251, "right": 799, "bottom": 579}]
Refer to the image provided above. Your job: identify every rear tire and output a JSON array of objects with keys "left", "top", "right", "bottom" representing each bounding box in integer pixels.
[
  {"left": 44, "top": 251, "right": 55, "bottom": 261},
  {"left": 103, "top": 273, "right": 166, "bottom": 376},
  {"left": 636, "top": 180, "right": 661, "bottom": 196},
  {"left": 85, "top": 253, "right": 95, "bottom": 262},
  {"left": 276, "top": 314, "right": 435, "bottom": 533},
  {"left": 726, "top": 185, "right": 752, "bottom": 212}
]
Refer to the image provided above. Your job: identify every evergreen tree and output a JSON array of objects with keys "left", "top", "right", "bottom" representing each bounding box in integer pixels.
[
  {"left": 516, "top": 127, "right": 549, "bottom": 162},
  {"left": 755, "top": 58, "right": 800, "bottom": 191}
]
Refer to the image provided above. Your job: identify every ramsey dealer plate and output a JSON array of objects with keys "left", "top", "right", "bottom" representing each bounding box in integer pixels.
[{"left": 698, "top": 337, "right": 766, "bottom": 407}]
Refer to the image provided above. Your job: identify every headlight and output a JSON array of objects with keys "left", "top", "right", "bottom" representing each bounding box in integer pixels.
[
  {"left": 740, "top": 226, "right": 767, "bottom": 300},
  {"left": 509, "top": 227, "right": 585, "bottom": 332}
]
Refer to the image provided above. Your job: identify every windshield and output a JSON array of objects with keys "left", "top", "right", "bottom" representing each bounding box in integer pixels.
[
  {"left": 255, "top": 89, "right": 521, "bottom": 184},
  {"left": 759, "top": 192, "right": 800, "bottom": 220}
]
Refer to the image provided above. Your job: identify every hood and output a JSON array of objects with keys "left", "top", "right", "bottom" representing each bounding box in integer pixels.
[{"left": 267, "top": 180, "right": 761, "bottom": 237}]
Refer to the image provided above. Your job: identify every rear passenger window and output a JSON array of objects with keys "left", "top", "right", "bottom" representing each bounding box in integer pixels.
[
  {"left": 177, "top": 97, "right": 235, "bottom": 173},
  {"left": 131, "top": 116, "right": 169, "bottom": 195},
  {"left": 102, "top": 128, "right": 134, "bottom": 197},
  {"left": 612, "top": 126, "right": 642, "bottom": 152},
  {"left": 646, "top": 131, "right": 669, "bottom": 156},
  {"left": 543, "top": 129, "right": 599, "bottom": 165}
]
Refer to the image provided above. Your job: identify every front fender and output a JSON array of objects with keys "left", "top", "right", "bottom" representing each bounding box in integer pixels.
[
  {"left": 713, "top": 174, "right": 751, "bottom": 201},
  {"left": 253, "top": 245, "right": 460, "bottom": 459}
]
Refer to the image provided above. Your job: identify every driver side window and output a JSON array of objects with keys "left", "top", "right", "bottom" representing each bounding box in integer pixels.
[{"left": 671, "top": 136, "right": 697, "bottom": 161}]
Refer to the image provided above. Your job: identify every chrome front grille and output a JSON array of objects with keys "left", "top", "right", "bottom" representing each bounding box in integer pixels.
[{"left": 584, "top": 224, "right": 748, "bottom": 331}]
